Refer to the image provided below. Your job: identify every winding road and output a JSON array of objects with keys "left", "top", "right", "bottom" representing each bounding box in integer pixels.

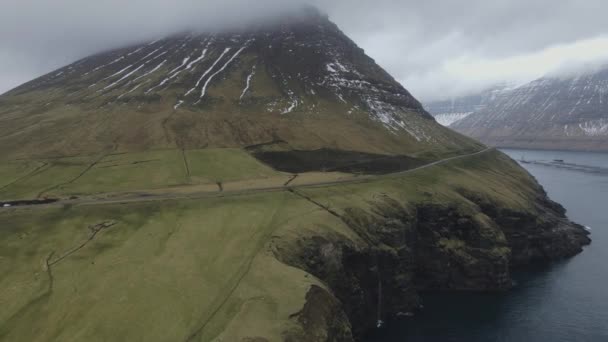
[{"left": 1, "top": 148, "right": 493, "bottom": 210}]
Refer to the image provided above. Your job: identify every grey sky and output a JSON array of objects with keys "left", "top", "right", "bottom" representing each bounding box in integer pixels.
[{"left": 1, "top": 0, "right": 607, "bottom": 101}]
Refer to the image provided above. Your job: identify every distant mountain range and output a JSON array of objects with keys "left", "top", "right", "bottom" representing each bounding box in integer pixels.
[
  {"left": 425, "top": 84, "right": 512, "bottom": 126},
  {"left": 425, "top": 67, "right": 608, "bottom": 151}
]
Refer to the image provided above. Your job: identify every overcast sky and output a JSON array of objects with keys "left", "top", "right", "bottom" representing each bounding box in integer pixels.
[{"left": 1, "top": 0, "right": 607, "bottom": 101}]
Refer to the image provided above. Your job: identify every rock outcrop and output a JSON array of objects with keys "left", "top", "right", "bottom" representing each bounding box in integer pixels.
[{"left": 273, "top": 151, "right": 590, "bottom": 340}]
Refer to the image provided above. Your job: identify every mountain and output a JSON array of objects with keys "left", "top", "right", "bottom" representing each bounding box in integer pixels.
[
  {"left": 450, "top": 67, "right": 608, "bottom": 151},
  {"left": 0, "top": 7, "right": 590, "bottom": 342},
  {"left": 0, "top": 7, "right": 478, "bottom": 163},
  {"left": 424, "top": 83, "right": 512, "bottom": 126}
]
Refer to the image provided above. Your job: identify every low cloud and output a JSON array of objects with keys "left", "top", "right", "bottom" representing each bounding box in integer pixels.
[{"left": 1, "top": 0, "right": 607, "bottom": 100}]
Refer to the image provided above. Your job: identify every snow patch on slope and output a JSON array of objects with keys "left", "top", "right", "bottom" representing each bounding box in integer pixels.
[
  {"left": 102, "top": 64, "right": 146, "bottom": 90},
  {"left": 132, "top": 60, "right": 166, "bottom": 82},
  {"left": 185, "top": 48, "right": 231, "bottom": 97},
  {"left": 118, "top": 81, "right": 147, "bottom": 99},
  {"left": 322, "top": 54, "right": 431, "bottom": 140},
  {"left": 240, "top": 65, "right": 256, "bottom": 100},
  {"left": 434, "top": 112, "right": 473, "bottom": 126},
  {"left": 198, "top": 41, "right": 250, "bottom": 101},
  {"left": 579, "top": 119, "right": 608, "bottom": 136}
]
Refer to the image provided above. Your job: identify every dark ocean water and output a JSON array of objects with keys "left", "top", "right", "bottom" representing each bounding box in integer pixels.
[{"left": 370, "top": 149, "right": 608, "bottom": 342}]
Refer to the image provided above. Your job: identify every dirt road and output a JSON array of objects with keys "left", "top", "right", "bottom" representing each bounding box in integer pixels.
[{"left": 1, "top": 148, "right": 493, "bottom": 210}]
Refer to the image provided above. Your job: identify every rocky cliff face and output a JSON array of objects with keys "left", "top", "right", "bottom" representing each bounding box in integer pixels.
[
  {"left": 449, "top": 67, "right": 608, "bottom": 151},
  {"left": 272, "top": 150, "right": 590, "bottom": 340}
]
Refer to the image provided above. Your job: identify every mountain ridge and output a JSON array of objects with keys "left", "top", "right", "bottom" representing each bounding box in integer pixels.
[
  {"left": 438, "top": 66, "right": 608, "bottom": 151},
  {"left": 0, "top": 9, "right": 482, "bottom": 162},
  {"left": 424, "top": 83, "right": 513, "bottom": 126}
]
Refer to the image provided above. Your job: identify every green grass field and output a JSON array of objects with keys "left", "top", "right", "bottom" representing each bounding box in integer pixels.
[
  {"left": 0, "top": 156, "right": 100, "bottom": 200},
  {"left": 0, "top": 160, "right": 45, "bottom": 189},
  {"left": 63, "top": 150, "right": 189, "bottom": 195},
  {"left": 0, "top": 148, "right": 287, "bottom": 200},
  {"left": 0, "top": 150, "right": 545, "bottom": 341},
  {"left": 186, "top": 148, "right": 283, "bottom": 184},
  {"left": 0, "top": 191, "right": 326, "bottom": 341}
]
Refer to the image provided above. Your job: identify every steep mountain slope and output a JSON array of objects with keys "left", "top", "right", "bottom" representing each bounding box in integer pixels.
[
  {"left": 425, "top": 84, "right": 511, "bottom": 126},
  {"left": 0, "top": 7, "right": 591, "bottom": 342},
  {"left": 450, "top": 67, "right": 608, "bottom": 151},
  {"left": 0, "top": 8, "right": 478, "bottom": 162}
]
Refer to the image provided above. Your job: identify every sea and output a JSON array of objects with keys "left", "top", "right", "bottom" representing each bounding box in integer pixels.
[{"left": 370, "top": 148, "right": 608, "bottom": 342}]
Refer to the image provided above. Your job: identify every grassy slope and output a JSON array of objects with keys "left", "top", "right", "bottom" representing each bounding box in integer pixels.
[
  {"left": 0, "top": 192, "right": 323, "bottom": 341},
  {"left": 0, "top": 160, "right": 46, "bottom": 190},
  {"left": 0, "top": 148, "right": 285, "bottom": 200},
  {"left": 0, "top": 156, "right": 100, "bottom": 200},
  {"left": 273, "top": 150, "right": 539, "bottom": 269},
  {"left": 186, "top": 148, "right": 283, "bottom": 184},
  {"left": 0, "top": 49, "right": 482, "bottom": 161},
  {"left": 0, "top": 150, "right": 547, "bottom": 340},
  {"left": 64, "top": 150, "right": 189, "bottom": 195},
  {"left": 298, "top": 150, "right": 537, "bottom": 214}
]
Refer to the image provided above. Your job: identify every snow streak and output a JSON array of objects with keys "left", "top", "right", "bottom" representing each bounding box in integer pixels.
[
  {"left": 186, "top": 43, "right": 211, "bottom": 70},
  {"left": 102, "top": 64, "right": 134, "bottom": 81},
  {"left": 169, "top": 57, "right": 191, "bottom": 75},
  {"left": 282, "top": 99, "right": 298, "bottom": 114},
  {"left": 434, "top": 112, "right": 473, "bottom": 126},
  {"left": 118, "top": 81, "right": 148, "bottom": 99},
  {"left": 240, "top": 65, "right": 256, "bottom": 100},
  {"left": 84, "top": 56, "right": 124, "bottom": 76},
  {"left": 147, "top": 38, "right": 162, "bottom": 46},
  {"left": 146, "top": 43, "right": 214, "bottom": 94},
  {"left": 140, "top": 47, "right": 164, "bottom": 61},
  {"left": 126, "top": 47, "right": 145, "bottom": 56},
  {"left": 198, "top": 42, "right": 250, "bottom": 101},
  {"left": 185, "top": 48, "right": 231, "bottom": 97},
  {"left": 103, "top": 64, "right": 146, "bottom": 90},
  {"left": 132, "top": 60, "right": 166, "bottom": 82},
  {"left": 579, "top": 119, "right": 608, "bottom": 136}
]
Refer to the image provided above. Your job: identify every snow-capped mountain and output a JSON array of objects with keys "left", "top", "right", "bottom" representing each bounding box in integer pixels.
[
  {"left": 450, "top": 67, "right": 608, "bottom": 151},
  {"left": 0, "top": 7, "right": 479, "bottom": 159},
  {"left": 424, "top": 84, "right": 512, "bottom": 127}
]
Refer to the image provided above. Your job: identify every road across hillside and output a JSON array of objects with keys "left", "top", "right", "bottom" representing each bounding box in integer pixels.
[{"left": 1, "top": 148, "right": 493, "bottom": 210}]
